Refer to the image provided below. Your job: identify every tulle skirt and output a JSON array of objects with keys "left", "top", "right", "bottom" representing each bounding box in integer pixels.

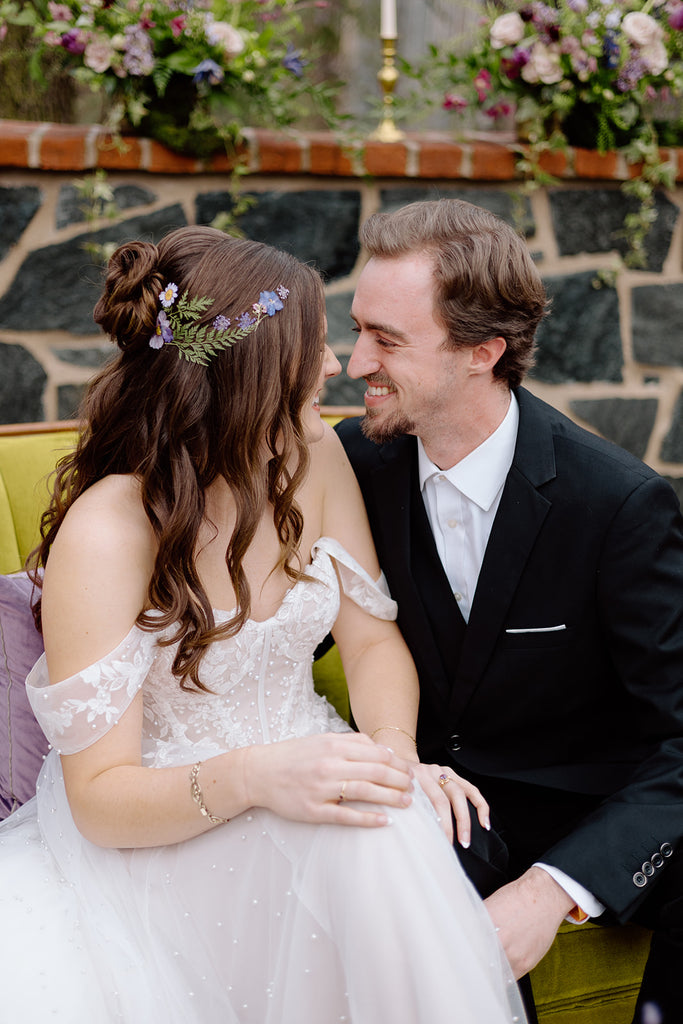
[{"left": 0, "top": 751, "right": 525, "bottom": 1024}]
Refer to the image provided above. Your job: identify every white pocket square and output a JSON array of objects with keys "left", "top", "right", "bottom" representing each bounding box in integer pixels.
[{"left": 505, "top": 624, "right": 567, "bottom": 634}]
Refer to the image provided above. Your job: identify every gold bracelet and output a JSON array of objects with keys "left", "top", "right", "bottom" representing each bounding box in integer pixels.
[
  {"left": 189, "top": 762, "right": 230, "bottom": 825},
  {"left": 370, "top": 725, "right": 417, "bottom": 745}
]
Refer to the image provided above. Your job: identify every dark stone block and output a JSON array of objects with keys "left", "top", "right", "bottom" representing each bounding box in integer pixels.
[
  {"left": 0, "top": 342, "right": 46, "bottom": 424},
  {"left": 664, "top": 476, "right": 683, "bottom": 509},
  {"left": 379, "top": 186, "right": 535, "bottom": 237},
  {"left": 0, "top": 206, "right": 187, "bottom": 336},
  {"left": 549, "top": 189, "right": 678, "bottom": 272},
  {"left": 632, "top": 284, "right": 683, "bottom": 367},
  {"left": 0, "top": 186, "right": 42, "bottom": 261},
  {"left": 57, "top": 383, "right": 86, "bottom": 420},
  {"left": 532, "top": 272, "right": 623, "bottom": 383},
  {"left": 661, "top": 391, "right": 683, "bottom": 463},
  {"left": 325, "top": 292, "right": 354, "bottom": 348},
  {"left": 570, "top": 397, "right": 657, "bottom": 460},
  {"left": 195, "top": 190, "right": 361, "bottom": 281},
  {"left": 52, "top": 345, "right": 114, "bottom": 368},
  {"left": 323, "top": 354, "right": 367, "bottom": 407},
  {"left": 56, "top": 183, "right": 157, "bottom": 229},
  {"left": 113, "top": 184, "right": 157, "bottom": 211}
]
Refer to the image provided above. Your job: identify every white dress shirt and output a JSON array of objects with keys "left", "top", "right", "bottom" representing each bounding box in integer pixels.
[{"left": 417, "top": 393, "right": 604, "bottom": 921}]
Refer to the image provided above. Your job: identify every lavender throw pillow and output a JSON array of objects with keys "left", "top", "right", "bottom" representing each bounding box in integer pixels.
[{"left": 0, "top": 572, "right": 48, "bottom": 818}]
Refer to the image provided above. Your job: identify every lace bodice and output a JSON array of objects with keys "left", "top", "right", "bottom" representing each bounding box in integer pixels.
[{"left": 26, "top": 538, "right": 397, "bottom": 768}]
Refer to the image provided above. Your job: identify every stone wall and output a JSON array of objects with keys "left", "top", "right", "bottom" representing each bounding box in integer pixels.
[{"left": 1, "top": 120, "right": 682, "bottom": 502}]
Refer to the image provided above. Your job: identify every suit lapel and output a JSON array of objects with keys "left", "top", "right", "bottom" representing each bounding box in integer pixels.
[{"left": 447, "top": 388, "right": 557, "bottom": 720}]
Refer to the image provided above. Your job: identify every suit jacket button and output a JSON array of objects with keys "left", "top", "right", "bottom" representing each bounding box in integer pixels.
[
  {"left": 661, "top": 843, "right": 674, "bottom": 858},
  {"left": 449, "top": 734, "right": 461, "bottom": 752},
  {"left": 642, "top": 861, "right": 655, "bottom": 877},
  {"left": 651, "top": 852, "right": 664, "bottom": 869},
  {"left": 633, "top": 872, "right": 647, "bottom": 887}
]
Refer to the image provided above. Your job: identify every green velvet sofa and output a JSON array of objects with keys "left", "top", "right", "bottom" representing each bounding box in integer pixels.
[{"left": 0, "top": 419, "right": 651, "bottom": 1023}]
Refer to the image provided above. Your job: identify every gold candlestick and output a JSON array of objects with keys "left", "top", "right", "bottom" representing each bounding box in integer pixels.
[{"left": 369, "top": 37, "right": 405, "bottom": 142}]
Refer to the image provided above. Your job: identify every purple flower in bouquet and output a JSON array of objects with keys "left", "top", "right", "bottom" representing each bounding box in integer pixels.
[
  {"left": 501, "top": 47, "right": 530, "bottom": 79},
  {"left": 617, "top": 55, "right": 648, "bottom": 91},
  {"left": 122, "top": 24, "right": 154, "bottom": 76},
  {"left": 192, "top": 59, "right": 225, "bottom": 86},
  {"left": 60, "top": 28, "right": 86, "bottom": 54},
  {"left": 282, "top": 43, "right": 306, "bottom": 77},
  {"left": 603, "top": 29, "right": 621, "bottom": 68},
  {"left": 669, "top": 4, "right": 683, "bottom": 31}
]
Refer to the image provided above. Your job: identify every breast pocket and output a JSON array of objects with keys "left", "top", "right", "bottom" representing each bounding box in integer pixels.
[{"left": 501, "top": 624, "right": 575, "bottom": 650}]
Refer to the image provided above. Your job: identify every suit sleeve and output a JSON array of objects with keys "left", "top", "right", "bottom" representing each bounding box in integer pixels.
[{"left": 542, "top": 473, "right": 683, "bottom": 921}]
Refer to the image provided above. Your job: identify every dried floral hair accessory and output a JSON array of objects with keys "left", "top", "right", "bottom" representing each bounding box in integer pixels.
[{"left": 149, "top": 283, "right": 289, "bottom": 365}]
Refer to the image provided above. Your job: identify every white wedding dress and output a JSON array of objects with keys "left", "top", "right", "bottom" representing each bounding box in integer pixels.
[{"left": 0, "top": 538, "right": 525, "bottom": 1024}]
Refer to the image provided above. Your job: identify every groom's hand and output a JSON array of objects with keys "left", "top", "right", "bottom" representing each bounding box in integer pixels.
[{"left": 484, "top": 866, "right": 575, "bottom": 978}]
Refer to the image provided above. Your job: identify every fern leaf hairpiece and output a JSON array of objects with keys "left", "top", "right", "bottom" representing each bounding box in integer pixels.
[{"left": 149, "top": 282, "right": 290, "bottom": 366}]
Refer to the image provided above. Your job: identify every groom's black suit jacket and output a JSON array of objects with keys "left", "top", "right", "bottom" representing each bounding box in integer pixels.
[{"left": 337, "top": 386, "right": 683, "bottom": 923}]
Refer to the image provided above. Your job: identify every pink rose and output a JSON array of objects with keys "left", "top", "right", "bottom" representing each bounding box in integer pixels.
[
  {"left": 84, "top": 36, "right": 114, "bottom": 73},
  {"left": 205, "top": 18, "right": 245, "bottom": 58},
  {"left": 520, "top": 42, "right": 563, "bottom": 85},
  {"left": 48, "top": 3, "right": 72, "bottom": 22},
  {"left": 622, "top": 11, "right": 663, "bottom": 46},
  {"left": 490, "top": 11, "right": 525, "bottom": 49},
  {"left": 640, "top": 39, "right": 668, "bottom": 74}
]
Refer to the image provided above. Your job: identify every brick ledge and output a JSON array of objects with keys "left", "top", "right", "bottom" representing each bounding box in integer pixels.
[{"left": 1, "top": 119, "right": 682, "bottom": 182}]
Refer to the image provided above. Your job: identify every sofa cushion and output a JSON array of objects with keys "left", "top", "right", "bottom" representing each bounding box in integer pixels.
[{"left": 0, "top": 572, "right": 48, "bottom": 818}]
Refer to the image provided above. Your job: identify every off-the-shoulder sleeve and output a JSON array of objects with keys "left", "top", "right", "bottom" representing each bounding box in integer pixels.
[
  {"left": 26, "top": 626, "right": 159, "bottom": 755},
  {"left": 312, "top": 537, "right": 397, "bottom": 621}
]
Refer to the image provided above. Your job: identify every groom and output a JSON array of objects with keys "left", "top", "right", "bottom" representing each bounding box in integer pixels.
[{"left": 336, "top": 198, "right": 683, "bottom": 1023}]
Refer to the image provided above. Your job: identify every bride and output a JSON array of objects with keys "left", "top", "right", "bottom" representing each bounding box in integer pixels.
[{"left": 0, "top": 227, "right": 525, "bottom": 1024}]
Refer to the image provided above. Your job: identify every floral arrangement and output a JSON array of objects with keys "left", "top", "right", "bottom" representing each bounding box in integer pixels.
[
  {"left": 0, "top": 0, "right": 337, "bottom": 156},
  {"left": 430, "top": 0, "right": 683, "bottom": 151},
  {"left": 402, "top": 0, "right": 683, "bottom": 266}
]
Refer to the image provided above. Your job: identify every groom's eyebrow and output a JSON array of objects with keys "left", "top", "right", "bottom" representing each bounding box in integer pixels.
[{"left": 349, "top": 311, "right": 408, "bottom": 341}]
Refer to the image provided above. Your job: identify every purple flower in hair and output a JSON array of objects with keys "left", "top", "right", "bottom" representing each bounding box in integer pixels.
[
  {"left": 237, "top": 311, "right": 256, "bottom": 329},
  {"left": 150, "top": 310, "right": 173, "bottom": 349},
  {"left": 213, "top": 314, "right": 231, "bottom": 331}
]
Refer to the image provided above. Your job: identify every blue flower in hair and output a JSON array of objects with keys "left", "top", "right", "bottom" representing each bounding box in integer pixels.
[{"left": 259, "top": 290, "right": 285, "bottom": 316}]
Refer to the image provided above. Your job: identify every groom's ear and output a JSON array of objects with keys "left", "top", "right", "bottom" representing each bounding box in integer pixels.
[{"left": 468, "top": 336, "right": 507, "bottom": 376}]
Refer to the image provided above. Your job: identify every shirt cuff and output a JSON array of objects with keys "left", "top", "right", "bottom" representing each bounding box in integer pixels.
[{"left": 534, "top": 862, "right": 605, "bottom": 922}]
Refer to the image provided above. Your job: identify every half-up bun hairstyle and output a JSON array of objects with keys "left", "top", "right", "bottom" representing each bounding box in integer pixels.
[
  {"left": 93, "top": 240, "right": 165, "bottom": 353},
  {"left": 31, "top": 226, "right": 327, "bottom": 691}
]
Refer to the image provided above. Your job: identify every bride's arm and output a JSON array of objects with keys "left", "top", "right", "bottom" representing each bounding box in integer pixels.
[
  {"left": 42, "top": 476, "right": 414, "bottom": 849},
  {"left": 318, "top": 427, "right": 490, "bottom": 843}
]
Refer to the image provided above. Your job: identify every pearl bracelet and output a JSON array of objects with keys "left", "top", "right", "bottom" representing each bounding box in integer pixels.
[{"left": 189, "top": 761, "right": 230, "bottom": 825}]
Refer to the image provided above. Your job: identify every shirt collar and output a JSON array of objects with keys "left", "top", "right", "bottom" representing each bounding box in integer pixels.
[{"left": 417, "top": 393, "right": 519, "bottom": 511}]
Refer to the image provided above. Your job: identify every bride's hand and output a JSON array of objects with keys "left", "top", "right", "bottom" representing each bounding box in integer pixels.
[
  {"left": 244, "top": 732, "right": 415, "bottom": 827},
  {"left": 412, "top": 763, "right": 490, "bottom": 846}
]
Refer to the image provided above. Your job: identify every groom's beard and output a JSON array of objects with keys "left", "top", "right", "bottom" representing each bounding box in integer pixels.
[{"left": 360, "top": 408, "right": 416, "bottom": 445}]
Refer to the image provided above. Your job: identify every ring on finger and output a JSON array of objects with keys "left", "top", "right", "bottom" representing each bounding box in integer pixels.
[
  {"left": 337, "top": 780, "right": 348, "bottom": 804},
  {"left": 438, "top": 772, "right": 452, "bottom": 788}
]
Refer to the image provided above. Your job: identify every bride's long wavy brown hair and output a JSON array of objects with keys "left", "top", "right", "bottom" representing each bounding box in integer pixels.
[{"left": 29, "top": 226, "right": 326, "bottom": 691}]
